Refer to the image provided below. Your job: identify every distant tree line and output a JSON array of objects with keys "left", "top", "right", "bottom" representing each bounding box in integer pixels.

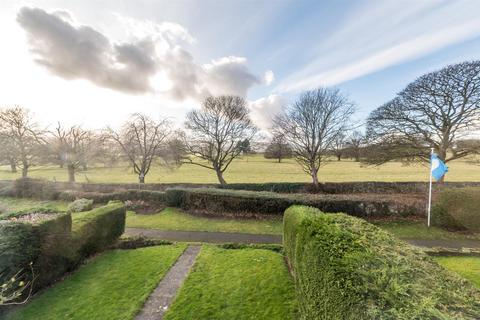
[{"left": 1, "top": 60, "right": 479, "bottom": 185}]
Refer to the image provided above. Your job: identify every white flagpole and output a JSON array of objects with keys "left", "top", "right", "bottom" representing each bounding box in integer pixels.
[{"left": 427, "top": 148, "right": 434, "bottom": 227}]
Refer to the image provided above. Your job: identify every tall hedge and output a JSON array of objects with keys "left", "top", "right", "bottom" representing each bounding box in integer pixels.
[
  {"left": 165, "top": 188, "right": 419, "bottom": 218},
  {"left": 284, "top": 205, "right": 480, "bottom": 319},
  {"left": 432, "top": 187, "right": 480, "bottom": 232},
  {"left": 71, "top": 201, "right": 126, "bottom": 257}
]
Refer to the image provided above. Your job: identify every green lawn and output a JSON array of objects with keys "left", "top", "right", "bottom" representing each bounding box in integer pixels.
[
  {"left": 1, "top": 155, "right": 480, "bottom": 183},
  {"left": 7, "top": 245, "right": 186, "bottom": 320},
  {"left": 372, "top": 220, "right": 480, "bottom": 241},
  {"left": 126, "top": 208, "right": 283, "bottom": 235},
  {"left": 0, "top": 196, "right": 68, "bottom": 216},
  {"left": 435, "top": 256, "right": 480, "bottom": 288},
  {"left": 164, "top": 246, "right": 297, "bottom": 320}
]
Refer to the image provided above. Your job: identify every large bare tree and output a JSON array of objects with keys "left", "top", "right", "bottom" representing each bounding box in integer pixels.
[
  {"left": 274, "top": 88, "right": 355, "bottom": 187},
  {"left": 0, "top": 106, "right": 44, "bottom": 177},
  {"left": 183, "top": 95, "right": 257, "bottom": 185},
  {"left": 344, "top": 130, "right": 364, "bottom": 162},
  {"left": 108, "top": 113, "right": 171, "bottom": 183},
  {"left": 366, "top": 61, "right": 480, "bottom": 175},
  {"left": 50, "top": 123, "right": 94, "bottom": 183}
]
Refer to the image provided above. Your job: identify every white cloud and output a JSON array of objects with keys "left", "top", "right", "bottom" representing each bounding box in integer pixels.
[
  {"left": 248, "top": 94, "right": 285, "bottom": 130},
  {"left": 17, "top": 7, "right": 270, "bottom": 100},
  {"left": 263, "top": 70, "right": 275, "bottom": 85}
]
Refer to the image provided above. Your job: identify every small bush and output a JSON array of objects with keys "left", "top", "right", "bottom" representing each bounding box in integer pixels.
[
  {"left": 432, "top": 187, "right": 480, "bottom": 232},
  {"left": 68, "top": 198, "right": 94, "bottom": 213},
  {"left": 284, "top": 205, "right": 480, "bottom": 319}
]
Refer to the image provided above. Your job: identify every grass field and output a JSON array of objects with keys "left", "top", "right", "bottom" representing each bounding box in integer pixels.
[
  {"left": 435, "top": 256, "right": 480, "bottom": 288},
  {"left": 6, "top": 245, "right": 187, "bottom": 320},
  {"left": 372, "top": 220, "right": 480, "bottom": 241},
  {"left": 126, "top": 208, "right": 283, "bottom": 235},
  {"left": 164, "top": 246, "right": 297, "bottom": 320},
  {"left": 0, "top": 197, "right": 68, "bottom": 216},
  {"left": 2, "top": 155, "right": 480, "bottom": 183}
]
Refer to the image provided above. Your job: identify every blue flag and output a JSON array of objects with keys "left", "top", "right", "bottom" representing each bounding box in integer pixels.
[{"left": 431, "top": 154, "right": 448, "bottom": 181}]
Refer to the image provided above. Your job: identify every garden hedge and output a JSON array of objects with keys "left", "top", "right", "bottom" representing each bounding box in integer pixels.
[
  {"left": 71, "top": 201, "right": 126, "bottom": 257},
  {"left": 283, "top": 205, "right": 480, "bottom": 319},
  {"left": 0, "top": 212, "right": 73, "bottom": 291},
  {"left": 432, "top": 187, "right": 480, "bottom": 232},
  {"left": 0, "top": 202, "right": 126, "bottom": 295},
  {"left": 165, "top": 188, "right": 420, "bottom": 218},
  {"left": 58, "top": 189, "right": 166, "bottom": 204}
]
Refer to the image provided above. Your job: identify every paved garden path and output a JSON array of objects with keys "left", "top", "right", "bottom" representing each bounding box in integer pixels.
[
  {"left": 125, "top": 228, "right": 480, "bottom": 250},
  {"left": 135, "top": 245, "right": 201, "bottom": 320},
  {"left": 125, "top": 227, "right": 283, "bottom": 244}
]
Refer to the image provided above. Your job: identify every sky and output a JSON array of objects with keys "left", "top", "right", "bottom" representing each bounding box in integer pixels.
[{"left": 1, "top": 0, "right": 480, "bottom": 131}]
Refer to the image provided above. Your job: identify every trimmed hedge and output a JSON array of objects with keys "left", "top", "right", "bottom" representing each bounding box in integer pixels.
[
  {"left": 432, "top": 187, "right": 480, "bottom": 232},
  {"left": 71, "top": 201, "right": 126, "bottom": 257},
  {"left": 0, "top": 212, "right": 72, "bottom": 291},
  {"left": 0, "top": 202, "right": 126, "bottom": 296},
  {"left": 284, "top": 205, "right": 480, "bottom": 319},
  {"left": 58, "top": 189, "right": 166, "bottom": 204},
  {"left": 165, "top": 188, "right": 420, "bottom": 217}
]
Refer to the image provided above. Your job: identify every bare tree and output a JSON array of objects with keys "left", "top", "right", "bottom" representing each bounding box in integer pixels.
[
  {"left": 183, "top": 96, "right": 257, "bottom": 185},
  {"left": 344, "top": 130, "right": 364, "bottom": 162},
  {"left": 264, "top": 133, "right": 293, "bottom": 163},
  {"left": 50, "top": 123, "right": 93, "bottom": 183},
  {"left": 107, "top": 113, "right": 171, "bottom": 183},
  {"left": 0, "top": 106, "right": 44, "bottom": 177},
  {"left": 330, "top": 132, "right": 346, "bottom": 161},
  {"left": 366, "top": 61, "right": 480, "bottom": 179},
  {"left": 274, "top": 88, "right": 355, "bottom": 187},
  {"left": 0, "top": 133, "right": 18, "bottom": 172}
]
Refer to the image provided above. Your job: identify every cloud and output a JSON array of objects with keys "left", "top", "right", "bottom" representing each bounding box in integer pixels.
[
  {"left": 248, "top": 94, "right": 285, "bottom": 130},
  {"left": 275, "top": 0, "right": 480, "bottom": 93},
  {"left": 17, "top": 7, "right": 268, "bottom": 98}
]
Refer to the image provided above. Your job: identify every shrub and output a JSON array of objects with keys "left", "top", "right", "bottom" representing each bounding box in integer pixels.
[
  {"left": 71, "top": 201, "right": 126, "bottom": 258},
  {"left": 165, "top": 188, "right": 419, "bottom": 218},
  {"left": 12, "top": 178, "right": 59, "bottom": 200},
  {"left": 67, "top": 198, "right": 94, "bottom": 213},
  {"left": 58, "top": 190, "right": 166, "bottom": 204},
  {"left": 284, "top": 205, "right": 480, "bottom": 319},
  {"left": 432, "top": 187, "right": 480, "bottom": 232}
]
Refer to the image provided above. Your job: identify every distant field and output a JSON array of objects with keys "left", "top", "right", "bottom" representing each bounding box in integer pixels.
[{"left": 1, "top": 154, "right": 480, "bottom": 183}]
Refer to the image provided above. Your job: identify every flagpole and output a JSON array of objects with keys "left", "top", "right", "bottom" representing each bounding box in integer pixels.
[{"left": 427, "top": 148, "right": 434, "bottom": 227}]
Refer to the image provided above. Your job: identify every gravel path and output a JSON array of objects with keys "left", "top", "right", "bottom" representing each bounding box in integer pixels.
[
  {"left": 135, "top": 245, "right": 201, "bottom": 320},
  {"left": 125, "top": 228, "right": 282, "bottom": 244}
]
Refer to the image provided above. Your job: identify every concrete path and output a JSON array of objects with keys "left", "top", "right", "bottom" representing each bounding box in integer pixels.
[
  {"left": 135, "top": 245, "right": 201, "bottom": 320},
  {"left": 125, "top": 228, "right": 283, "bottom": 244}
]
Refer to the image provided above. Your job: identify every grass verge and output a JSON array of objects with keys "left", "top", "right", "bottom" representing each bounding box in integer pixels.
[
  {"left": 6, "top": 245, "right": 187, "bottom": 320},
  {"left": 126, "top": 208, "right": 283, "bottom": 235},
  {"left": 163, "top": 246, "right": 297, "bottom": 320},
  {"left": 0, "top": 196, "right": 68, "bottom": 217},
  {"left": 372, "top": 219, "right": 480, "bottom": 241},
  {"left": 435, "top": 256, "right": 480, "bottom": 288}
]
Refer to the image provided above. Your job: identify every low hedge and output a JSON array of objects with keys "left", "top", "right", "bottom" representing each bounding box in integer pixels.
[
  {"left": 432, "top": 187, "right": 480, "bottom": 232},
  {"left": 71, "top": 201, "right": 126, "bottom": 257},
  {"left": 58, "top": 189, "right": 166, "bottom": 204},
  {"left": 284, "top": 205, "right": 480, "bottom": 319},
  {"left": 165, "top": 188, "right": 420, "bottom": 218},
  {"left": 0, "top": 212, "right": 73, "bottom": 291}
]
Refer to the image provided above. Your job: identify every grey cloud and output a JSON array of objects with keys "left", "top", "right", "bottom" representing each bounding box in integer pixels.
[{"left": 17, "top": 7, "right": 269, "bottom": 99}]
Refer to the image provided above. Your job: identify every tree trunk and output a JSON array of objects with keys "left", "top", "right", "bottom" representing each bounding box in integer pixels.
[
  {"left": 67, "top": 164, "right": 75, "bottom": 183},
  {"left": 138, "top": 174, "right": 145, "bottom": 184},
  {"left": 215, "top": 168, "right": 227, "bottom": 185},
  {"left": 337, "top": 154, "right": 341, "bottom": 161},
  {"left": 9, "top": 161, "right": 17, "bottom": 173},
  {"left": 311, "top": 168, "right": 319, "bottom": 188},
  {"left": 278, "top": 158, "right": 281, "bottom": 163},
  {"left": 21, "top": 160, "right": 28, "bottom": 178}
]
